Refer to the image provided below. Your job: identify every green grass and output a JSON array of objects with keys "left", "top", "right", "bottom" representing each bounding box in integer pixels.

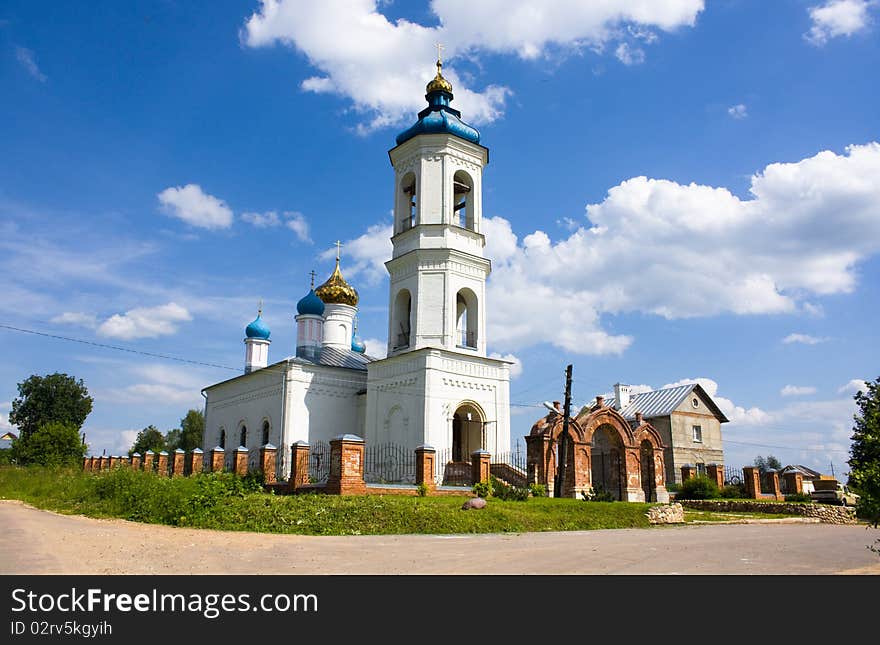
[
  {"left": 0, "top": 466, "right": 655, "bottom": 535},
  {"left": 682, "top": 509, "right": 803, "bottom": 523}
]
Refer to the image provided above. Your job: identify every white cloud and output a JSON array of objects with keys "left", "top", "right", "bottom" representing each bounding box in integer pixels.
[
  {"left": 15, "top": 46, "right": 47, "bottom": 82},
  {"left": 97, "top": 303, "right": 192, "bottom": 340},
  {"left": 0, "top": 401, "right": 12, "bottom": 432},
  {"left": 727, "top": 103, "right": 748, "bottom": 119},
  {"left": 286, "top": 212, "right": 313, "bottom": 243},
  {"left": 615, "top": 43, "right": 645, "bottom": 65},
  {"left": 661, "top": 377, "right": 771, "bottom": 425},
  {"left": 51, "top": 312, "right": 98, "bottom": 329},
  {"left": 838, "top": 379, "right": 867, "bottom": 394},
  {"left": 362, "top": 337, "right": 388, "bottom": 359},
  {"left": 781, "top": 385, "right": 817, "bottom": 397},
  {"left": 241, "top": 211, "right": 281, "bottom": 228},
  {"left": 782, "top": 333, "right": 828, "bottom": 345},
  {"left": 100, "top": 363, "right": 208, "bottom": 408},
  {"left": 157, "top": 184, "right": 233, "bottom": 230},
  {"left": 320, "top": 222, "right": 393, "bottom": 286},
  {"left": 241, "top": 0, "right": 704, "bottom": 130},
  {"left": 805, "top": 0, "right": 874, "bottom": 45},
  {"left": 479, "top": 142, "right": 880, "bottom": 355},
  {"left": 489, "top": 352, "right": 523, "bottom": 378}
]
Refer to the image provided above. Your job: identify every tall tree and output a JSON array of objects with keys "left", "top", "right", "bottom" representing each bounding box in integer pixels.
[
  {"left": 11, "top": 421, "right": 87, "bottom": 466},
  {"left": 848, "top": 377, "right": 880, "bottom": 526},
  {"left": 753, "top": 455, "right": 782, "bottom": 474},
  {"left": 128, "top": 425, "right": 167, "bottom": 457},
  {"left": 9, "top": 373, "right": 93, "bottom": 440},
  {"left": 177, "top": 409, "right": 204, "bottom": 451}
]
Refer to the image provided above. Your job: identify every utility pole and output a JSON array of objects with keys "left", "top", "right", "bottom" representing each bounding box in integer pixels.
[{"left": 554, "top": 364, "right": 573, "bottom": 498}]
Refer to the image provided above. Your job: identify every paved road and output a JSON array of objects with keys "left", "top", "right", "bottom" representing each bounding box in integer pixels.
[{"left": 1, "top": 500, "right": 878, "bottom": 575}]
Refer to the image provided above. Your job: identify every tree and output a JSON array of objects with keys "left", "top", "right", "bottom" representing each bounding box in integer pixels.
[
  {"left": 10, "top": 421, "right": 87, "bottom": 466},
  {"left": 177, "top": 409, "right": 204, "bottom": 451},
  {"left": 164, "top": 428, "right": 182, "bottom": 451},
  {"left": 847, "top": 376, "right": 880, "bottom": 527},
  {"left": 9, "top": 373, "right": 93, "bottom": 440},
  {"left": 753, "top": 455, "right": 782, "bottom": 474},
  {"left": 128, "top": 425, "right": 167, "bottom": 457}
]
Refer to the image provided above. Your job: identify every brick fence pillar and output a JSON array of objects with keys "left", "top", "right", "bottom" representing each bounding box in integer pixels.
[
  {"left": 260, "top": 444, "right": 277, "bottom": 484},
  {"left": 131, "top": 452, "right": 142, "bottom": 470},
  {"left": 743, "top": 466, "right": 761, "bottom": 499},
  {"left": 171, "top": 449, "right": 185, "bottom": 477},
  {"left": 766, "top": 469, "right": 783, "bottom": 500},
  {"left": 210, "top": 447, "right": 224, "bottom": 472},
  {"left": 85, "top": 456, "right": 94, "bottom": 471},
  {"left": 82, "top": 456, "right": 90, "bottom": 471},
  {"left": 680, "top": 464, "right": 697, "bottom": 482},
  {"left": 415, "top": 445, "right": 436, "bottom": 491},
  {"left": 783, "top": 470, "right": 803, "bottom": 495},
  {"left": 706, "top": 463, "right": 724, "bottom": 489},
  {"left": 289, "top": 441, "right": 310, "bottom": 492},
  {"left": 188, "top": 448, "right": 203, "bottom": 475},
  {"left": 156, "top": 451, "right": 169, "bottom": 477},
  {"left": 326, "top": 434, "right": 366, "bottom": 495},
  {"left": 526, "top": 433, "right": 555, "bottom": 495},
  {"left": 471, "top": 450, "right": 491, "bottom": 485},
  {"left": 142, "top": 450, "right": 154, "bottom": 473},
  {"left": 234, "top": 447, "right": 248, "bottom": 476},
  {"left": 108, "top": 455, "right": 119, "bottom": 469}
]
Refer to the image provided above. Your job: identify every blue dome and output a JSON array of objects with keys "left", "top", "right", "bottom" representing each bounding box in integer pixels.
[
  {"left": 245, "top": 313, "right": 271, "bottom": 340},
  {"left": 296, "top": 288, "right": 325, "bottom": 316},
  {"left": 396, "top": 81, "right": 480, "bottom": 146},
  {"left": 351, "top": 333, "right": 366, "bottom": 354}
]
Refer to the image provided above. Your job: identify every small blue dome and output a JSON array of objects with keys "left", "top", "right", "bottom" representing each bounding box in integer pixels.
[
  {"left": 245, "top": 313, "right": 270, "bottom": 340},
  {"left": 351, "top": 333, "right": 366, "bottom": 354},
  {"left": 396, "top": 68, "right": 480, "bottom": 146},
  {"left": 296, "top": 288, "right": 325, "bottom": 316}
]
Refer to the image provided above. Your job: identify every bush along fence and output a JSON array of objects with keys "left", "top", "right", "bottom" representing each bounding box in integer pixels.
[
  {"left": 679, "top": 463, "right": 820, "bottom": 502},
  {"left": 82, "top": 437, "right": 516, "bottom": 498}
]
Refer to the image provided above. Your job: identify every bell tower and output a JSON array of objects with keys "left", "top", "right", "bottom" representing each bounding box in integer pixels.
[{"left": 385, "top": 56, "right": 490, "bottom": 357}]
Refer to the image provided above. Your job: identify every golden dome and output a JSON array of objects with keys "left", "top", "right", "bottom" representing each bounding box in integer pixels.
[
  {"left": 426, "top": 59, "right": 453, "bottom": 94},
  {"left": 315, "top": 259, "right": 359, "bottom": 307}
]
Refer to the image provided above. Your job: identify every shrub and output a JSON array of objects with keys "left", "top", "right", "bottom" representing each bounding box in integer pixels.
[
  {"left": 784, "top": 492, "right": 812, "bottom": 503},
  {"left": 10, "top": 421, "right": 87, "bottom": 467},
  {"left": 490, "top": 476, "right": 529, "bottom": 501},
  {"left": 528, "top": 483, "right": 547, "bottom": 498},
  {"left": 416, "top": 482, "right": 429, "bottom": 497},
  {"left": 676, "top": 475, "right": 721, "bottom": 500},
  {"left": 720, "top": 483, "right": 746, "bottom": 499},
  {"left": 665, "top": 481, "right": 681, "bottom": 493},
  {"left": 582, "top": 485, "right": 615, "bottom": 502},
  {"left": 472, "top": 480, "right": 492, "bottom": 499}
]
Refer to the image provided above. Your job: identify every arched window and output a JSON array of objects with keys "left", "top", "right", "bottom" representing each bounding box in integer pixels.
[
  {"left": 456, "top": 288, "right": 478, "bottom": 349},
  {"left": 239, "top": 426, "right": 247, "bottom": 448},
  {"left": 392, "top": 289, "right": 412, "bottom": 350},
  {"left": 453, "top": 170, "right": 475, "bottom": 231},
  {"left": 261, "top": 420, "right": 270, "bottom": 446},
  {"left": 397, "top": 172, "right": 417, "bottom": 233},
  {"left": 219, "top": 429, "right": 226, "bottom": 449}
]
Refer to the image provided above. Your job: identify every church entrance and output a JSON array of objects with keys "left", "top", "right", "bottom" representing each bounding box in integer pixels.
[
  {"left": 591, "top": 424, "right": 624, "bottom": 500},
  {"left": 451, "top": 403, "right": 484, "bottom": 462}
]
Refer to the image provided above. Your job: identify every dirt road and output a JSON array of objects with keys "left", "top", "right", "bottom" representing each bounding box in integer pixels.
[{"left": 2, "top": 500, "right": 878, "bottom": 575}]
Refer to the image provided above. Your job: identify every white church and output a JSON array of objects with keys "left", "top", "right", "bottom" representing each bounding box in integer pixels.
[{"left": 202, "top": 59, "right": 513, "bottom": 480}]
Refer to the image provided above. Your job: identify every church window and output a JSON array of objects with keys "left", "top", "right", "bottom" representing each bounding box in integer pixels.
[
  {"left": 456, "top": 289, "right": 478, "bottom": 349},
  {"left": 261, "top": 420, "right": 270, "bottom": 446},
  {"left": 219, "top": 429, "right": 226, "bottom": 449},
  {"left": 393, "top": 289, "right": 412, "bottom": 350},
  {"left": 398, "top": 172, "right": 417, "bottom": 233},
  {"left": 239, "top": 426, "right": 247, "bottom": 448},
  {"left": 453, "top": 170, "right": 475, "bottom": 231}
]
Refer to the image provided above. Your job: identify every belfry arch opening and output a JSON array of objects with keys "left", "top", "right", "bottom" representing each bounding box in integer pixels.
[
  {"left": 591, "top": 424, "right": 624, "bottom": 500},
  {"left": 453, "top": 170, "right": 475, "bottom": 231},
  {"left": 392, "top": 289, "right": 412, "bottom": 350},
  {"left": 456, "top": 288, "right": 478, "bottom": 349},
  {"left": 452, "top": 403, "right": 484, "bottom": 462},
  {"left": 397, "top": 172, "right": 417, "bottom": 233}
]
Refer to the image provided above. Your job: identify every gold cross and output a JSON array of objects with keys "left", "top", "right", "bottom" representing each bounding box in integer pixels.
[
  {"left": 335, "top": 240, "right": 342, "bottom": 261},
  {"left": 436, "top": 42, "right": 444, "bottom": 65},
  {"left": 258, "top": 298, "right": 263, "bottom": 315}
]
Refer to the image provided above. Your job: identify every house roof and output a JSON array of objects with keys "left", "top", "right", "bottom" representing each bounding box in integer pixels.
[
  {"left": 601, "top": 383, "right": 730, "bottom": 423},
  {"left": 781, "top": 464, "right": 823, "bottom": 479},
  {"left": 290, "top": 346, "right": 377, "bottom": 371},
  {"left": 0, "top": 432, "right": 17, "bottom": 440}
]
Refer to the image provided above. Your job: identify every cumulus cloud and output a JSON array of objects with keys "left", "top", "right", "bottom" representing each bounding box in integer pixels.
[
  {"left": 286, "top": 212, "right": 312, "bottom": 243},
  {"left": 489, "top": 352, "right": 523, "bottom": 379},
  {"left": 480, "top": 143, "right": 880, "bottom": 355},
  {"left": 101, "top": 364, "right": 208, "bottom": 407},
  {"left": 781, "top": 385, "right": 817, "bottom": 397},
  {"left": 157, "top": 184, "right": 233, "bottom": 230},
  {"left": 727, "top": 103, "right": 748, "bottom": 119},
  {"left": 362, "top": 337, "right": 388, "bottom": 359},
  {"left": 97, "top": 303, "right": 192, "bottom": 340},
  {"left": 320, "top": 222, "right": 393, "bottom": 286},
  {"left": 782, "top": 333, "right": 828, "bottom": 345},
  {"left": 805, "top": 0, "right": 874, "bottom": 45},
  {"left": 615, "top": 43, "right": 645, "bottom": 65},
  {"left": 838, "top": 378, "right": 867, "bottom": 394},
  {"left": 15, "top": 46, "right": 47, "bottom": 82},
  {"left": 241, "top": 211, "right": 281, "bottom": 228},
  {"left": 0, "top": 401, "right": 12, "bottom": 432},
  {"left": 241, "top": 0, "right": 704, "bottom": 130},
  {"left": 51, "top": 312, "right": 98, "bottom": 329},
  {"left": 242, "top": 210, "right": 312, "bottom": 242},
  {"left": 661, "top": 377, "right": 772, "bottom": 425}
]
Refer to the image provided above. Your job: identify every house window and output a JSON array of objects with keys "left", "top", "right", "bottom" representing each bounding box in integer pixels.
[
  {"left": 696, "top": 462, "right": 706, "bottom": 476},
  {"left": 692, "top": 425, "right": 702, "bottom": 443}
]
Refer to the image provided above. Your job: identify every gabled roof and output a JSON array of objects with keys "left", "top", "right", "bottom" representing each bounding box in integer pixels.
[
  {"left": 0, "top": 431, "right": 17, "bottom": 440},
  {"left": 781, "top": 464, "right": 823, "bottom": 479},
  {"left": 602, "top": 383, "right": 729, "bottom": 423}
]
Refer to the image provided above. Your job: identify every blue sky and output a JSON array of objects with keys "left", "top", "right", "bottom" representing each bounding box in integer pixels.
[{"left": 1, "top": 1, "right": 878, "bottom": 476}]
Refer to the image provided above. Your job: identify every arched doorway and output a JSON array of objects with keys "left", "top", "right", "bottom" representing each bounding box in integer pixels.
[
  {"left": 591, "top": 424, "right": 624, "bottom": 500},
  {"left": 640, "top": 440, "right": 655, "bottom": 502},
  {"left": 452, "top": 403, "right": 484, "bottom": 462}
]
